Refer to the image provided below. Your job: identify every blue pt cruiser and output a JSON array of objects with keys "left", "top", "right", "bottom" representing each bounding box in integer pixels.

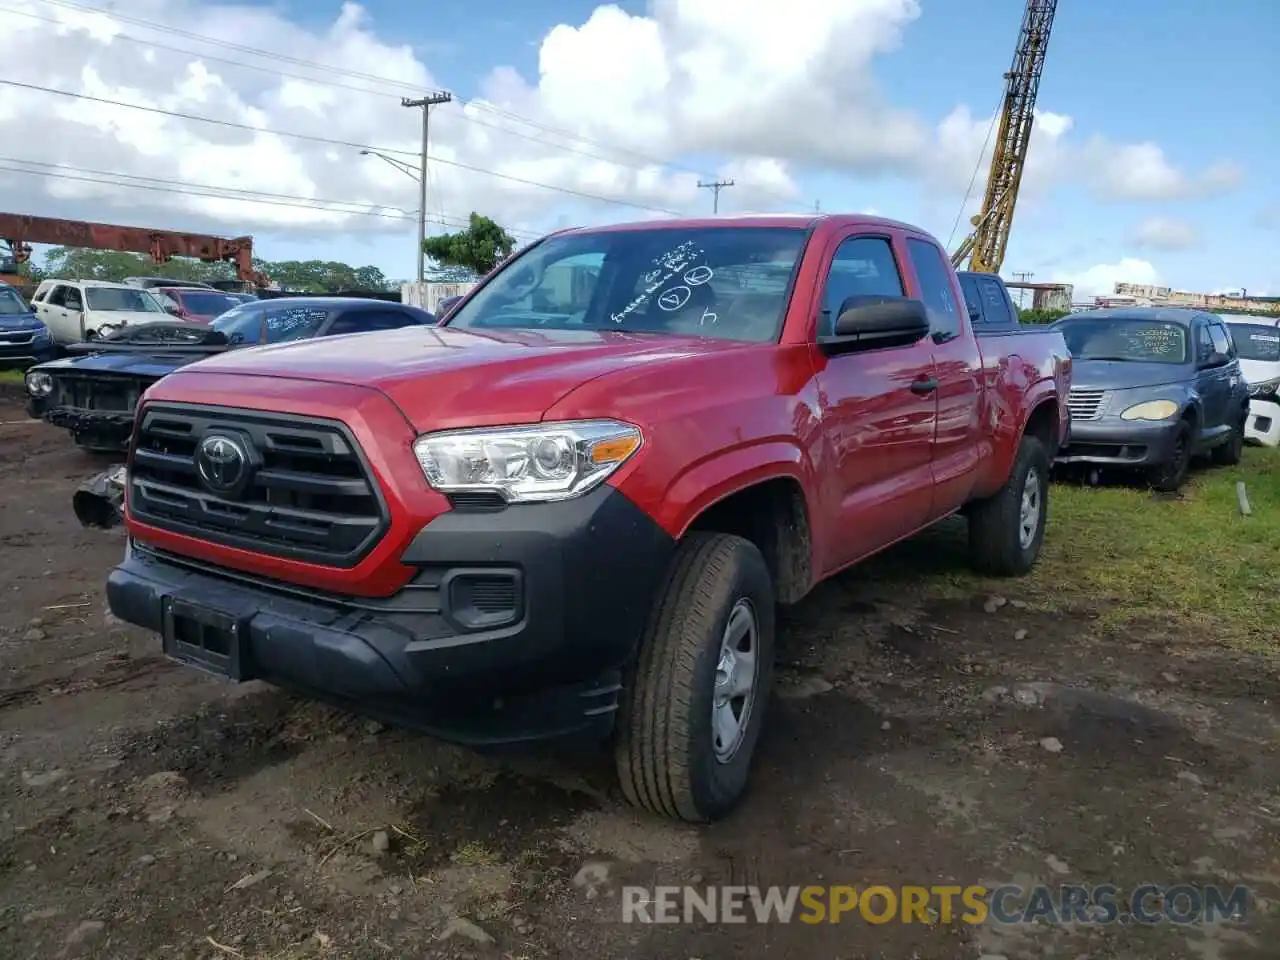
[{"left": 1051, "top": 308, "right": 1250, "bottom": 491}]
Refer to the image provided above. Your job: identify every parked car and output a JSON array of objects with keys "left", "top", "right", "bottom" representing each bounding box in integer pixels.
[
  {"left": 1227, "top": 320, "right": 1280, "bottom": 447},
  {"left": 123, "top": 277, "right": 216, "bottom": 290},
  {"left": 25, "top": 297, "right": 435, "bottom": 453},
  {"left": 30, "top": 279, "right": 169, "bottom": 345},
  {"left": 103, "top": 213, "right": 1070, "bottom": 823},
  {"left": 957, "top": 270, "right": 1022, "bottom": 331},
  {"left": 1052, "top": 308, "right": 1250, "bottom": 490},
  {"left": 0, "top": 281, "right": 55, "bottom": 370},
  {"left": 151, "top": 286, "right": 247, "bottom": 323}
]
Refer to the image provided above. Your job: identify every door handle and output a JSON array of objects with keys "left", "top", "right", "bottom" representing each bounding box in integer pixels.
[{"left": 911, "top": 377, "right": 939, "bottom": 394}]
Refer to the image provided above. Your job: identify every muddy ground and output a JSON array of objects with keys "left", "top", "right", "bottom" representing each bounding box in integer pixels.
[{"left": 2, "top": 389, "right": 1278, "bottom": 959}]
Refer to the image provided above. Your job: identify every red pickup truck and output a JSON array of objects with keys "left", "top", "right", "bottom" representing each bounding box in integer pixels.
[{"left": 106, "top": 214, "right": 1070, "bottom": 823}]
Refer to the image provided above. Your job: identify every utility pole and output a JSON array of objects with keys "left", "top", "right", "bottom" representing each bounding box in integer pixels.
[
  {"left": 813, "top": 200, "right": 821, "bottom": 213},
  {"left": 1012, "top": 270, "right": 1034, "bottom": 309},
  {"left": 402, "top": 92, "right": 452, "bottom": 282},
  {"left": 697, "top": 179, "right": 734, "bottom": 214}
]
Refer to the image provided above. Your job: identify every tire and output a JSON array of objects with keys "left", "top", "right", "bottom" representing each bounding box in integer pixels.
[
  {"left": 1211, "top": 416, "right": 1244, "bottom": 466},
  {"left": 614, "top": 532, "right": 775, "bottom": 823},
  {"left": 1148, "top": 420, "right": 1192, "bottom": 492},
  {"left": 967, "top": 434, "right": 1050, "bottom": 577}
]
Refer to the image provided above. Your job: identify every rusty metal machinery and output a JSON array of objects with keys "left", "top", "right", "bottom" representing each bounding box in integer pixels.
[
  {"left": 0, "top": 213, "right": 270, "bottom": 286},
  {"left": 953, "top": 0, "right": 1058, "bottom": 275}
]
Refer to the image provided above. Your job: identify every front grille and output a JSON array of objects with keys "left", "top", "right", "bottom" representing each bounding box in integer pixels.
[
  {"left": 0, "top": 330, "right": 35, "bottom": 345},
  {"left": 129, "top": 404, "right": 389, "bottom": 567},
  {"left": 53, "top": 373, "right": 152, "bottom": 413},
  {"left": 1066, "top": 388, "right": 1108, "bottom": 421}
]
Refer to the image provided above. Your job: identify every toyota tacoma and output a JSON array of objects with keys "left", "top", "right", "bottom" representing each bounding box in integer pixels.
[{"left": 106, "top": 214, "right": 1071, "bottom": 822}]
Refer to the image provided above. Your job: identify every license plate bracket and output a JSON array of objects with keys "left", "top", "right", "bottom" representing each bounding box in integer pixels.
[{"left": 163, "top": 597, "right": 252, "bottom": 681}]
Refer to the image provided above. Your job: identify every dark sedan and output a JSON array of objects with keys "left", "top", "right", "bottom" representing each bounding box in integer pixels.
[
  {"left": 25, "top": 297, "right": 436, "bottom": 453},
  {"left": 1052, "top": 308, "right": 1250, "bottom": 491}
]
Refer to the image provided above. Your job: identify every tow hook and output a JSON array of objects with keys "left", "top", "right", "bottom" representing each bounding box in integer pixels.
[{"left": 73, "top": 464, "right": 126, "bottom": 529}]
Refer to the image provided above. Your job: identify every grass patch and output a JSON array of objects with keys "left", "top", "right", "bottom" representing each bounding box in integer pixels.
[
  {"left": 0, "top": 369, "right": 23, "bottom": 384},
  {"left": 859, "top": 447, "right": 1279, "bottom": 655}
]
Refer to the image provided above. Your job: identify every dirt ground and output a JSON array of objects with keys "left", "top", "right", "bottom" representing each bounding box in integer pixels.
[{"left": 2, "top": 388, "right": 1278, "bottom": 960}]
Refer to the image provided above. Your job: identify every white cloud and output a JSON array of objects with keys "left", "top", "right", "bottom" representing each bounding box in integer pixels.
[
  {"left": 0, "top": 0, "right": 1244, "bottom": 270},
  {"left": 1060, "top": 258, "right": 1160, "bottom": 300},
  {"left": 1132, "top": 216, "right": 1198, "bottom": 251}
]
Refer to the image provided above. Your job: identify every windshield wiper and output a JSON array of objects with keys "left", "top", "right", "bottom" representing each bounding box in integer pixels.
[{"left": 1081, "top": 355, "right": 1134, "bottom": 362}]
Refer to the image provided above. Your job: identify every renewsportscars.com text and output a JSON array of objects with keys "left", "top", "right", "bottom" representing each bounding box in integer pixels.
[{"left": 621, "top": 884, "right": 1250, "bottom": 926}]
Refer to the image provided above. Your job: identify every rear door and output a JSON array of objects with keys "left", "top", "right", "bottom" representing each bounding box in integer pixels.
[
  {"left": 903, "top": 237, "right": 986, "bottom": 520},
  {"left": 811, "top": 231, "right": 937, "bottom": 571}
]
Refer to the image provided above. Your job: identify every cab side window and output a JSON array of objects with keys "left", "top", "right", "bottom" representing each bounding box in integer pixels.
[
  {"left": 818, "top": 236, "right": 904, "bottom": 338},
  {"left": 905, "top": 238, "right": 961, "bottom": 340}
]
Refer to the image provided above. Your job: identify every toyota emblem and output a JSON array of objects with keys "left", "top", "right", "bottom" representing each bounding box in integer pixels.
[{"left": 196, "top": 434, "right": 249, "bottom": 493}]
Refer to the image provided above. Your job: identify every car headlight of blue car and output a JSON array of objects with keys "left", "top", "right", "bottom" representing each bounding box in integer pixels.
[{"left": 1119, "top": 399, "right": 1180, "bottom": 421}]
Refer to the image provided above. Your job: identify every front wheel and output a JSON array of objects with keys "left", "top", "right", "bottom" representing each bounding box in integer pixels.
[
  {"left": 968, "top": 434, "right": 1050, "bottom": 576},
  {"left": 614, "top": 532, "right": 775, "bottom": 823},
  {"left": 1148, "top": 420, "right": 1192, "bottom": 492}
]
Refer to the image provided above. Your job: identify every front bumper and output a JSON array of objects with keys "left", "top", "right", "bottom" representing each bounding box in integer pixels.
[
  {"left": 107, "top": 484, "right": 676, "bottom": 747},
  {"left": 1245, "top": 398, "right": 1280, "bottom": 448},
  {"left": 0, "top": 340, "right": 55, "bottom": 370},
  {"left": 1054, "top": 417, "right": 1183, "bottom": 468},
  {"left": 41, "top": 406, "right": 134, "bottom": 450}
]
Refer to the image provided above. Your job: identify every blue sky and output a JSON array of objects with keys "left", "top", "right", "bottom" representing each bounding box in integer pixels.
[
  {"left": 259, "top": 0, "right": 1278, "bottom": 296},
  {"left": 10, "top": 0, "right": 1278, "bottom": 298}
]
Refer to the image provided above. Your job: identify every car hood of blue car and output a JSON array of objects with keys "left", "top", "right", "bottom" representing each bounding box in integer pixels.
[
  {"left": 0, "top": 312, "right": 45, "bottom": 332},
  {"left": 39, "top": 350, "right": 203, "bottom": 379},
  {"left": 1070, "top": 359, "right": 1189, "bottom": 392}
]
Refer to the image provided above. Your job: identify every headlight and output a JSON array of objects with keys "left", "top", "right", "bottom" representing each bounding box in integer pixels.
[
  {"left": 413, "top": 420, "right": 643, "bottom": 503},
  {"left": 1120, "top": 399, "right": 1179, "bottom": 421},
  {"left": 1248, "top": 377, "right": 1280, "bottom": 398},
  {"left": 25, "top": 370, "right": 53, "bottom": 397},
  {"left": 30, "top": 327, "right": 50, "bottom": 343}
]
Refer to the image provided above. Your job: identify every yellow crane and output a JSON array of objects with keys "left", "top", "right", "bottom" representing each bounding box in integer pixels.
[{"left": 951, "top": 0, "right": 1058, "bottom": 274}]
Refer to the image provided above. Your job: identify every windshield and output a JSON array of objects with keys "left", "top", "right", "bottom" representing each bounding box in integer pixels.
[
  {"left": 1054, "top": 316, "right": 1189, "bottom": 364},
  {"left": 85, "top": 287, "right": 164, "bottom": 312},
  {"left": 171, "top": 291, "right": 242, "bottom": 316},
  {"left": 445, "top": 226, "right": 809, "bottom": 342},
  {"left": 210, "top": 302, "right": 333, "bottom": 345},
  {"left": 0, "top": 288, "right": 30, "bottom": 315},
  {"left": 1227, "top": 323, "right": 1280, "bottom": 362}
]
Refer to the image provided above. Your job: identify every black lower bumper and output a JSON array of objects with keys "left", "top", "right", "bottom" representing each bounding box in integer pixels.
[
  {"left": 107, "top": 484, "right": 676, "bottom": 747},
  {"left": 1054, "top": 418, "right": 1182, "bottom": 469},
  {"left": 0, "top": 343, "right": 55, "bottom": 371},
  {"left": 40, "top": 406, "right": 135, "bottom": 451}
]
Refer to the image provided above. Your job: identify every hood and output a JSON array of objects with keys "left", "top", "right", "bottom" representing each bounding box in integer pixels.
[
  {"left": 180, "top": 326, "right": 754, "bottom": 430},
  {"left": 0, "top": 312, "right": 41, "bottom": 331},
  {"left": 48, "top": 350, "right": 200, "bottom": 379},
  {"left": 1239, "top": 357, "right": 1280, "bottom": 385},
  {"left": 101, "top": 312, "right": 173, "bottom": 326},
  {"left": 1069, "top": 359, "right": 1188, "bottom": 392}
]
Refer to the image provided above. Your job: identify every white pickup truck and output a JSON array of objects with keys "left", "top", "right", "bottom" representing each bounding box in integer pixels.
[{"left": 31, "top": 279, "right": 170, "bottom": 345}]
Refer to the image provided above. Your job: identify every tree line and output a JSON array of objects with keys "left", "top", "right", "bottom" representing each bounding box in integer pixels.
[{"left": 15, "top": 213, "right": 520, "bottom": 292}]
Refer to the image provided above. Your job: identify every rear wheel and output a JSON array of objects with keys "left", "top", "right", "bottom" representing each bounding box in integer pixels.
[
  {"left": 1211, "top": 416, "right": 1244, "bottom": 466},
  {"left": 968, "top": 434, "right": 1050, "bottom": 576},
  {"left": 1149, "top": 420, "right": 1192, "bottom": 492},
  {"left": 614, "top": 532, "right": 775, "bottom": 823}
]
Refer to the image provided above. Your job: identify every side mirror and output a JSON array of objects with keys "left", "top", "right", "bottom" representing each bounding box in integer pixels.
[
  {"left": 1201, "top": 351, "right": 1227, "bottom": 369},
  {"left": 164, "top": 303, "right": 181, "bottom": 315},
  {"left": 968, "top": 302, "right": 981, "bottom": 322},
  {"left": 821, "top": 296, "right": 931, "bottom": 354}
]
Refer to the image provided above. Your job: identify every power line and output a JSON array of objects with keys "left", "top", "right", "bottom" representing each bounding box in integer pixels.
[
  {"left": 1, "top": 3, "right": 713, "bottom": 179},
  {"left": 0, "top": 77, "right": 686, "bottom": 217},
  {"left": 0, "top": 158, "right": 543, "bottom": 238},
  {"left": 23, "top": 0, "right": 723, "bottom": 182}
]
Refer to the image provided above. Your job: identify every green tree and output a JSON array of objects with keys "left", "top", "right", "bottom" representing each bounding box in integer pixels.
[
  {"left": 422, "top": 213, "right": 516, "bottom": 275},
  {"left": 1017, "top": 307, "right": 1071, "bottom": 325}
]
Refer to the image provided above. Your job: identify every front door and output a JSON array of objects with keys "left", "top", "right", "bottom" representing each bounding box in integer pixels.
[
  {"left": 1194, "top": 318, "right": 1229, "bottom": 442},
  {"left": 811, "top": 233, "right": 937, "bottom": 573}
]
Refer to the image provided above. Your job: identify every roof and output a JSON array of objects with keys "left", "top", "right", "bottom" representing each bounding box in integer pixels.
[
  {"left": 554, "top": 212, "right": 924, "bottom": 235},
  {"left": 1059, "top": 306, "right": 1205, "bottom": 327}
]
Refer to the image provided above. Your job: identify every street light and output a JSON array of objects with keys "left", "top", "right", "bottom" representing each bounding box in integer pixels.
[
  {"left": 360, "top": 149, "right": 426, "bottom": 282},
  {"left": 359, "top": 149, "right": 419, "bottom": 182}
]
